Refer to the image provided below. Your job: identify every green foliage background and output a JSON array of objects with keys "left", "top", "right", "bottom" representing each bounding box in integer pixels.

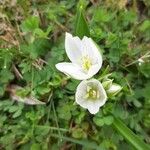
[{"left": 0, "top": 0, "right": 150, "bottom": 149}]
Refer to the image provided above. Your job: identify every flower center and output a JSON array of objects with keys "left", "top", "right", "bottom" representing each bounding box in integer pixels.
[
  {"left": 85, "top": 86, "right": 100, "bottom": 100},
  {"left": 82, "top": 56, "right": 92, "bottom": 71}
]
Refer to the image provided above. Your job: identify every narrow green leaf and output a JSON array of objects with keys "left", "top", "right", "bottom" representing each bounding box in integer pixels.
[
  {"left": 75, "top": 5, "right": 90, "bottom": 38},
  {"left": 50, "top": 134, "right": 99, "bottom": 149},
  {"left": 113, "top": 118, "right": 150, "bottom": 150}
]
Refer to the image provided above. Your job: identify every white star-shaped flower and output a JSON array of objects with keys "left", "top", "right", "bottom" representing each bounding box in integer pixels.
[
  {"left": 56, "top": 33, "right": 102, "bottom": 80},
  {"left": 75, "top": 79, "right": 107, "bottom": 114}
]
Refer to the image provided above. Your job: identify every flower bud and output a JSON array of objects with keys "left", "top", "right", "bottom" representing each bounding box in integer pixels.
[
  {"left": 106, "top": 83, "right": 122, "bottom": 97},
  {"left": 102, "top": 79, "right": 113, "bottom": 90}
]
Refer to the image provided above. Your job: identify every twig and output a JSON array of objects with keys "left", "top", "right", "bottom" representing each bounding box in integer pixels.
[
  {"left": 125, "top": 51, "right": 150, "bottom": 67},
  {"left": 12, "top": 64, "right": 23, "bottom": 79},
  {"left": 54, "top": 20, "right": 69, "bottom": 32}
]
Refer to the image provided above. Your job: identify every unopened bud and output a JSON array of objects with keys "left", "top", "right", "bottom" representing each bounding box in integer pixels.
[
  {"left": 102, "top": 79, "right": 113, "bottom": 90},
  {"left": 106, "top": 83, "right": 122, "bottom": 97}
]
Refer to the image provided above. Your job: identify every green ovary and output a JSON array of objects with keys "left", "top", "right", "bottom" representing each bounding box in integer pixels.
[{"left": 85, "top": 86, "right": 100, "bottom": 100}]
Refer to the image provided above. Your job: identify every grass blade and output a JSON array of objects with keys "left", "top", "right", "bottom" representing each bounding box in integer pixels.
[
  {"left": 75, "top": 5, "right": 90, "bottom": 38},
  {"left": 113, "top": 118, "right": 150, "bottom": 150},
  {"left": 50, "top": 134, "right": 99, "bottom": 149}
]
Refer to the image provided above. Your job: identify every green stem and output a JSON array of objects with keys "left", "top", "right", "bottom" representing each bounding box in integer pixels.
[
  {"left": 36, "top": 125, "right": 68, "bottom": 132},
  {"left": 52, "top": 100, "right": 62, "bottom": 142},
  {"left": 50, "top": 134, "right": 98, "bottom": 149}
]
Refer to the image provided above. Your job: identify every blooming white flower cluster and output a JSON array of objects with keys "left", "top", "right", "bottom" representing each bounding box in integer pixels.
[{"left": 56, "top": 33, "right": 122, "bottom": 114}]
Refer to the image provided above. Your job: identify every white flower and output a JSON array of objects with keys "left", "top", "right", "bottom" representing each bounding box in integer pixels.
[
  {"left": 107, "top": 83, "right": 122, "bottom": 96},
  {"left": 56, "top": 33, "right": 102, "bottom": 80},
  {"left": 75, "top": 79, "right": 107, "bottom": 114}
]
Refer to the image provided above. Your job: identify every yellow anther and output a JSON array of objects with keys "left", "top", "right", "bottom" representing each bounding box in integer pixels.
[{"left": 82, "top": 56, "right": 92, "bottom": 71}]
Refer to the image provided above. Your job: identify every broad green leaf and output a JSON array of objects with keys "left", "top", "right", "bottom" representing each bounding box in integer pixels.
[
  {"left": 104, "top": 116, "right": 114, "bottom": 125},
  {"left": 31, "top": 143, "right": 41, "bottom": 150},
  {"left": 93, "top": 115, "right": 114, "bottom": 127},
  {"left": 113, "top": 118, "right": 150, "bottom": 150},
  {"left": 0, "top": 69, "right": 14, "bottom": 83},
  {"left": 93, "top": 117, "right": 104, "bottom": 126},
  {"left": 139, "top": 62, "right": 150, "bottom": 78},
  {"left": 93, "top": 8, "right": 111, "bottom": 23},
  {"left": 75, "top": 5, "right": 90, "bottom": 38},
  {"left": 72, "top": 128, "right": 86, "bottom": 139},
  {"left": 139, "top": 20, "right": 150, "bottom": 32},
  {"left": 21, "top": 16, "right": 39, "bottom": 32}
]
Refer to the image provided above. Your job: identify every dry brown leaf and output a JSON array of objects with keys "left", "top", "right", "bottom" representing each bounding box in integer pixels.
[{"left": 7, "top": 85, "right": 46, "bottom": 105}]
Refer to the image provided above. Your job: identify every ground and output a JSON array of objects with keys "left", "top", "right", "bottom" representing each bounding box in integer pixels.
[{"left": 0, "top": 0, "right": 150, "bottom": 150}]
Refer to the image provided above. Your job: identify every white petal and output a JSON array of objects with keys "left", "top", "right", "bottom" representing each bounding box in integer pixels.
[
  {"left": 80, "top": 100, "right": 101, "bottom": 114},
  {"left": 82, "top": 36, "right": 103, "bottom": 66},
  {"left": 75, "top": 79, "right": 107, "bottom": 114},
  {"left": 75, "top": 80, "right": 89, "bottom": 108},
  {"left": 109, "top": 84, "right": 121, "bottom": 92},
  {"left": 87, "top": 103, "right": 100, "bottom": 114},
  {"left": 65, "top": 32, "right": 82, "bottom": 64},
  {"left": 89, "top": 79, "right": 107, "bottom": 108},
  {"left": 75, "top": 80, "right": 87, "bottom": 98},
  {"left": 56, "top": 62, "right": 89, "bottom": 80},
  {"left": 87, "top": 64, "right": 102, "bottom": 79}
]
